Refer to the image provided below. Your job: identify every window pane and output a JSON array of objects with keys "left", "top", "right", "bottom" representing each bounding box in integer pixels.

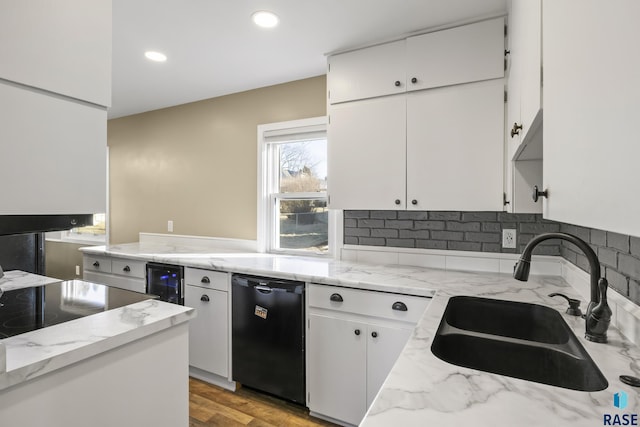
[
  {"left": 278, "top": 199, "right": 328, "bottom": 253},
  {"left": 70, "top": 213, "right": 106, "bottom": 236},
  {"left": 279, "top": 139, "right": 327, "bottom": 193}
]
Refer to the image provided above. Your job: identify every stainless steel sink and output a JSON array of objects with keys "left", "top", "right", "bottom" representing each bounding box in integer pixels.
[{"left": 431, "top": 296, "right": 608, "bottom": 391}]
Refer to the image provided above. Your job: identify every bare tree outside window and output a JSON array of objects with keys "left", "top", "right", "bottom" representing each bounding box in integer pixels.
[{"left": 276, "top": 139, "right": 328, "bottom": 252}]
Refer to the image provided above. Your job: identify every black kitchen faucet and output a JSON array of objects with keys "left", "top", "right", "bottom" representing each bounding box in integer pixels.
[{"left": 513, "top": 232, "right": 612, "bottom": 343}]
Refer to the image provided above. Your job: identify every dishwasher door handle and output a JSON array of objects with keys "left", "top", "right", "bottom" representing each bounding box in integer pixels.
[{"left": 255, "top": 284, "right": 273, "bottom": 293}]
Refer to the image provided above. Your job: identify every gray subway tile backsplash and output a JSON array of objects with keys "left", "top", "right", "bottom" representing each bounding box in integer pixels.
[{"left": 344, "top": 210, "right": 640, "bottom": 306}]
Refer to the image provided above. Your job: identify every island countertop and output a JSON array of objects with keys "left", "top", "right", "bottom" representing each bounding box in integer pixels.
[
  {"left": 81, "top": 242, "right": 640, "bottom": 426},
  {"left": 0, "top": 270, "right": 195, "bottom": 392}
]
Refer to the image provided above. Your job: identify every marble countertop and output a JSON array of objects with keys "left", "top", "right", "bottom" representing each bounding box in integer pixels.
[
  {"left": 82, "top": 242, "right": 640, "bottom": 426},
  {"left": 0, "top": 270, "right": 194, "bottom": 391}
]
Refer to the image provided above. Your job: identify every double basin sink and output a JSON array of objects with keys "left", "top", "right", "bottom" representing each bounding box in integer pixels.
[{"left": 431, "top": 296, "right": 608, "bottom": 391}]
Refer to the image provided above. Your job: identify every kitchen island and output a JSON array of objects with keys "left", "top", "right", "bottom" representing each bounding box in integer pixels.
[
  {"left": 0, "top": 270, "right": 195, "bottom": 427},
  {"left": 82, "top": 240, "right": 640, "bottom": 427}
]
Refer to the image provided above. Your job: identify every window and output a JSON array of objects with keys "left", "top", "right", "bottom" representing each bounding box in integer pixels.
[
  {"left": 65, "top": 213, "right": 107, "bottom": 243},
  {"left": 258, "top": 117, "right": 333, "bottom": 255}
]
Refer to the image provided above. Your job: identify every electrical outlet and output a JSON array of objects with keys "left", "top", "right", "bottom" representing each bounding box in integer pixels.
[
  {"left": 75, "top": 265, "right": 80, "bottom": 276},
  {"left": 168, "top": 220, "right": 174, "bottom": 232},
  {"left": 502, "top": 229, "right": 516, "bottom": 249}
]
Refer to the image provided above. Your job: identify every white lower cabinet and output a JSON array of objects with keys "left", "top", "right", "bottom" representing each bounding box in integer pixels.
[
  {"left": 184, "top": 268, "right": 230, "bottom": 381},
  {"left": 308, "top": 315, "right": 368, "bottom": 425},
  {"left": 82, "top": 256, "right": 145, "bottom": 293},
  {"left": 307, "top": 284, "right": 429, "bottom": 425}
]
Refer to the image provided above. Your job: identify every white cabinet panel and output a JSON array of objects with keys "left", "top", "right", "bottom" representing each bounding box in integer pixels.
[
  {"left": 185, "top": 285, "right": 229, "bottom": 378},
  {"left": 0, "top": 0, "right": 112, "bottom": 106},
  {"left": 366, "top": 324, "right": 412, "bottom": 406},
  {"left": 328, "top": 95, "right": 406, "bottom": 210},
  {"left": 328, "top": 41, "right": 405, "bottom": 104},
  {"left": 406, "top": 79, "right": 505, "bottom": 211},
  {"left": 308, "top": 314, "right": 367, "bottom": 426},
  {"left": 407, "top": 17, "right": 505, "bottom": 91},
  {"left": 0, "top": 82, "right": 106, "bottom": 215},
  {"left": 543, "top": 0, "right": 640, "bottom": 236}
]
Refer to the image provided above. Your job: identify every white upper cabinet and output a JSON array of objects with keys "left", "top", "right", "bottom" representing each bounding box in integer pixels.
[
  {"left": 328, "top": 41, "right": 406, "bottom": 104},
  {"left": 505, "top": 0, "right": 543, "bottom": 214},
  {"left": 0, "top": 0, "right": 112, "bottom": 107},
  {"left": 543, "top": 0, "right": 640, "bottom": 237},
  {"left": 406, "top": 17, "right": 505, "bottom": 91},
  {"left": 406, "top": 80, "right": 505, "bottom": 211},
  {"left": 327, "top": 18, "right": 506, "bottom": 211},
  {"left": 328, "top": 95, "right": 407, "bottom": 210},
  {"left": 328, "top": 18, "right": 504, "bottom": 105},
  {"left": 506, "top": 0, "right": 542, "bottom": 156},
  {"left": 0, "top": 82, "right": 107, "bottom": 215}
]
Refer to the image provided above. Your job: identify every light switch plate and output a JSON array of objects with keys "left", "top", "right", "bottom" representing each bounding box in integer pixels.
[{"left": 502, "top": 229, "right": 516, "bottom": 249}]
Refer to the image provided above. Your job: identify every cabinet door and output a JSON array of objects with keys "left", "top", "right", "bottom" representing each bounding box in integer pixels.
[
  {"left": 328, "top": 40, "right": 405, "bottom": 104},
  {"left": 308, "top": 314, "right": 367, "bottom": 426},
  {"left": 328, "top": 95, "right": 407, "bottom": 210},
  {"left": 0, "top": 82, "right": 106, "bottom": 215},
  {"left": 543, "top": 0, "right": 640, "bottom": 236},
  {"left": 406, "top": 79, "right": 504, "bottom": 211},
  {"left": 407, "top": 17, "right": 504, "bottom": 91},
  {"left": 366, "top": 324, "right": 412, "bottom": 407},
  {"left": 185, "top": 286, "right": 229, "bottom": 377},
  {"left": 0, "top": 0, "right": 111, "bottom": 106}
]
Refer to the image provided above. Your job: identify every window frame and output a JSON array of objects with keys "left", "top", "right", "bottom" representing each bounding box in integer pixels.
[{"left": 257, "top": 116, "right": 339, "bottom": 257}]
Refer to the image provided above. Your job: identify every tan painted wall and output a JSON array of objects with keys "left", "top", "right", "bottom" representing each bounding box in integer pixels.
[
  {"left": 108, "top": 76, "right": 326, "bottom": 244},
  {"left": 45, "top": 240, "right": 85, "bottom": 280}
]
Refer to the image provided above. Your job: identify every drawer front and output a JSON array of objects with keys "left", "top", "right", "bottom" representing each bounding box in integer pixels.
[
  {"left": 112, "top": 258, "right": 146, "bottom": 279},
  {"left": 185, "top": 267, "right": 228, "bottom": 292},
  {"left": 308, "top": 284, "right": 430, "bottom": 324},
  {"left": 83, "top": 255, "right": 112, "bottom": 274}
]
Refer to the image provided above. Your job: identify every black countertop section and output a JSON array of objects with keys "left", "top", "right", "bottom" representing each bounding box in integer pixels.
[{"left": 0, "top": 280, "right": 154, "bottom": 339}]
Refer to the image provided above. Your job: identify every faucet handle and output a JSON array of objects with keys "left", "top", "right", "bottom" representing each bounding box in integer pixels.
[{"left": 549, "top": 292, "right": 583, "bottom": 316}]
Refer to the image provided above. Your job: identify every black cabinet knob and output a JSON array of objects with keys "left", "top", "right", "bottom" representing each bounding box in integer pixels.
[
  {"left": 330, "top": 293, "right": 343, "bottom": 302},
  {"left": 201, "top": 276, "right": 210, "bottom": 284},
  {"left": 510, "top": 122, "right": 523, "bottom": 138},
  {"left": 394, "top": 80, "right": 401, "bottom": 87},
  {"left": 371, "top": 331, "right": 378, "bottom": 338},
  {"left": 92, "top": 261, "right": 100, "bottom": 267},
  {"left": 200, "top": 295, "right": 210, "bottom": 302},
  {"left": 532, "top": 185, "right": 548, "bottom": 202},
  {"left": 411, "top": 199, "right": 417, "bottom": 205},
  {"left": 395, "top": 199, "right": 401, "bottom": 205},
  {"left": 354, "top": 329, "right": 361, "bottom": 336},
  {"left": 123, "top": 266, "right": 131, "bottom": 272},
  {"left": 411, "top": 77, "right": 417, "bottom": 84},
  {"left": 392, "top": 301, "right": 408, "bottom": 311}
]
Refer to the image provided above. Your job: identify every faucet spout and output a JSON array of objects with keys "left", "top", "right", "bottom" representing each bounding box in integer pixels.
[{"left": 513, "top": 232, "right": 611, "bottom": 343}]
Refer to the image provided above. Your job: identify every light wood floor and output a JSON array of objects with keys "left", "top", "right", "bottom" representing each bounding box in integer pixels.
[{"left": 189, "top": 377, "right": 338, "bottom": 427}]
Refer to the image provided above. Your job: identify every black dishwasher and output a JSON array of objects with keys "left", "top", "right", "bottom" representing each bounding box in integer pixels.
[{"left": 231, "top": 274, "right": 305, "bottom": 404}]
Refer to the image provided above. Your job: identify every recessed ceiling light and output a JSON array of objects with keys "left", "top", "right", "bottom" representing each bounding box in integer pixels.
[
  {"left": 252, "top": 10, "right": 279, "bottom": 28},
  {"left": 145, "top": 51, "right": 167, "bottom": 62}
]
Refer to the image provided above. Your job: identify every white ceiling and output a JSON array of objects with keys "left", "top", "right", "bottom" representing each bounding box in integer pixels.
[{"left": 110, "top": 0, "right": 507, "bottom": 119}]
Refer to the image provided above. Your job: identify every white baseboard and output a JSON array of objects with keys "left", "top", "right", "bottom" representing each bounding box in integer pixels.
[
  {"left": 139, "top": 233, "right": 258, "bottom": 252},
  {"left": 189, "top": 367, "right": 237, "bottom": 392}
]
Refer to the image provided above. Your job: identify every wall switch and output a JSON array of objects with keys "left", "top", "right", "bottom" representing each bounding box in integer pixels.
[
  {"left": 168, "top": 220, "right": 174, "bottom": 232},
  {"left": 502, "top": 229, "right": 517, "bottom": 249},
  {"left": 75, "top": 265, "right": 80, "bottom": 276}
]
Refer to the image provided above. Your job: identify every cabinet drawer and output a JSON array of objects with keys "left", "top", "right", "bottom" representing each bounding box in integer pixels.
[
  {"left": 83, "top": 255, "right": 112, "bottom": 273},
  {"left": 185, "top": 268, "right": 228, "bottom": 292},
  {"left": 112, "top": 259, "right": 146, "bottom": 279},
  {"left": 308, "top": 284, "right": 430, "bottom": 324}
]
